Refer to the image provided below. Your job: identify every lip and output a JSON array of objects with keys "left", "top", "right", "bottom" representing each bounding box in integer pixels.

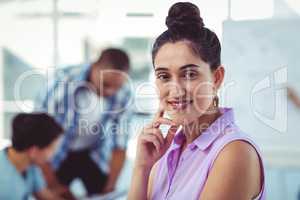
[{"left": 167, "top": 99, "right": 193, "bottom": 110}]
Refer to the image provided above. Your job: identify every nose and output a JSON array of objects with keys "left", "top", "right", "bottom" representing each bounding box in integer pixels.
[{"left": 167, "top": 81, "right": 186, "bottom": 99}]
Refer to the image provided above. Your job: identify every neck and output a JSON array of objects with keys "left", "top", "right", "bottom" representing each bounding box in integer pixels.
[
  {"left": 7, "top": 147, "right": 31, "bottom": 173},
  {"left": 88, "top": 64, "right": 101, "bottom": 96},
  {"left": 182, "top": 107, "right": 222, "bottom": 147},
  {"left": 87, "top": 63, "right": 97, "bottom": 84}
]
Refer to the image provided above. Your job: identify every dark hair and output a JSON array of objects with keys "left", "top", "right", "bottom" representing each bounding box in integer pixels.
[
  {"left": 95, "top": 48, "right": 130, "bottom": 71},
  {"left": 12, "top": 113, "right": 63, "bottom": 151},
  {"left": 152, "top": 2, "right": 221, "bottom": 71}
]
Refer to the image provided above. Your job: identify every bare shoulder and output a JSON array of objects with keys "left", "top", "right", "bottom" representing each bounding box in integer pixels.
[
  {"left": 216, "top": 140, "right": 262, "bottom": 186},
  {"left": 218, "top": 140, "right": 260, "bottom": 165},
  {"left": 200, "top": 140, "right": 262, "bottom": 200}
]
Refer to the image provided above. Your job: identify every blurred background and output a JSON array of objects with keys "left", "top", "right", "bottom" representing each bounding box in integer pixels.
[{"left": 1, "top": 0, "right": 300, "bottom": 199}]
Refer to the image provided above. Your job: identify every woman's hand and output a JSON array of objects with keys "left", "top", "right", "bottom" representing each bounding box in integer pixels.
[{"left": 135, "top": 108, "right": 179, "bottom": 170}]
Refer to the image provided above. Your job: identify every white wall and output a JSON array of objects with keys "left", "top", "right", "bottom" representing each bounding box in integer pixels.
[{"left": 222, "top": 18, "right": 300, "bottom": 153}]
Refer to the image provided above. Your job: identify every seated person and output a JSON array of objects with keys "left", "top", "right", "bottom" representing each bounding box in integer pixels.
[{"left": 0, "top": 113, "right": 64, "bottom": 200}]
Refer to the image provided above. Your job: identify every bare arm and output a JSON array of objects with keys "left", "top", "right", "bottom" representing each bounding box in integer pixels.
[
  {"left": 128, "top": 109, "right": 177, "bottom": 200},
  {"left": 127, "top": 161, "right": 157, "bottom": 200},
  {"left": 199, "top": 141, "right": 262, "bottom": 200},
  {"left": 102, "top": 148, "right": 126, "bottom": 193},
  {"left": 287, "top": 86, "right": 300, "bottom": 108},
  {"left": 147, "top": 163, "right": 158, "bottom": 199},
  {"left": 128, "top": 164, "right": 152, "bottom": 200},
  {"left": 38, "top": 162, "right": 76, "bottom": 200},
  {"left": 34, "top": 188, "right": 65, "bottom": 200}
]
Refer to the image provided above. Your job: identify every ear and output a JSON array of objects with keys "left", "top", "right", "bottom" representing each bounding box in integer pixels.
[
  {"left": 212, "top": 66, "right": 225, "bottom": 90},
  {"left": 27, "top": 146, "right": 38, "bottom": 159}
]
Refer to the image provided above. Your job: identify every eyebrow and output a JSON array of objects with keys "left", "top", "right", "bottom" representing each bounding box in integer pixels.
[{"left": 155, "top": 64, "right": 201, "bottom": 72}]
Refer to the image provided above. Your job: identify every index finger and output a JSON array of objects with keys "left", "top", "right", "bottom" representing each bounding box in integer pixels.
[{"left": 154, "top": 105, "right": 164, "bottom": 121}]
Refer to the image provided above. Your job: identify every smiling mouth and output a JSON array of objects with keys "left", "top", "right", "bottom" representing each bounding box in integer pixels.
[{"left": 167, "top": 100, "right": 193, "bottom": 110}]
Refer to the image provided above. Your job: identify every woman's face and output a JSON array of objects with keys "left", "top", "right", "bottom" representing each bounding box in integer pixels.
[{"left": 154, "top": 41, "right": 222, "bottom": 125}]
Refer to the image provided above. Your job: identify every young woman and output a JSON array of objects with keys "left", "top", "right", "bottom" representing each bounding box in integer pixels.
[{"left": 128, "top": 2, "right": 266, "bottom": 200}]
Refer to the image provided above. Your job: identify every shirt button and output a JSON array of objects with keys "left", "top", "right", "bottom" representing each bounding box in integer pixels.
[
  {"left": 168, "top": 157, "right": 173, "bottom": 167},
  {"left": 168, "top": 188, "right": 175, "bottom": 197},
  {"left": 189, "top": 143, "right": 197, "bottom": 150}
]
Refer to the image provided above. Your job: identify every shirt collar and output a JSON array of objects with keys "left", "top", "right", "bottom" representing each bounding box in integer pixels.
[
  {"left": 75, "top": 63, "right": 92, "bottom": 82},
  {"left": 170, "top": 107, "right": 235, "bottom": 151},
  {"left": 193, "top": 107, "right": 234, "bottom": 150}
]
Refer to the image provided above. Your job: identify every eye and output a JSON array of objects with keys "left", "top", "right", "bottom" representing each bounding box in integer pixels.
[
  {"left": 182, "top": 71, "right": 198, "bottom": 80},
  {"left": 156, "top": 73, "right": 170, "bottom": 81}
]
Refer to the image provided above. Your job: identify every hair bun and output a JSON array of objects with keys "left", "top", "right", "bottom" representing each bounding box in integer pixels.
[{"left": 166, "top": 2, "right": 204, "bottom": 33}]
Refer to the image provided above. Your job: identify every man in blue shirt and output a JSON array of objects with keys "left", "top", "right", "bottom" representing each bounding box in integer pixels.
[
  {"left": 35, "top": 48, "right": 133, "bottom": 196},
  {"left": 0, "top": 113, "right": 63, "bottom": 200}
]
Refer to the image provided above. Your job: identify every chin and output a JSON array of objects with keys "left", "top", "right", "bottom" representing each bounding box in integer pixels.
[{"left": 167, "top": 112, "right": 195, "bottom": 125}]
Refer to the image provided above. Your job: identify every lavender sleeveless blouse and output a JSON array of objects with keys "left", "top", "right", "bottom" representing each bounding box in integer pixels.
[{"left": 151, "top": 107, "right": 266, "bottom": 200}]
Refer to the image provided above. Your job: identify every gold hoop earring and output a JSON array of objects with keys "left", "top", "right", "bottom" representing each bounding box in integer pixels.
[{"left": 213, "top": 95, "right": 219, "bottom": 107}]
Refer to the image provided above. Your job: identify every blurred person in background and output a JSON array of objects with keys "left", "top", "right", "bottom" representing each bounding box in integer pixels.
[
  {"left": 287, "top": 86, "right": 300, "bottom": 200},
  {"left": 0, "top": 113, "right": 64, "bottom": 200},
  {"left": 287, "top": 86, "right": 300, "bottom": 108},
  {"left": 35, "top": 48, "right": 133, "bottom": 197},
  {"left": 128, "top": 2, "right": 266, "bottom": 200}
]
